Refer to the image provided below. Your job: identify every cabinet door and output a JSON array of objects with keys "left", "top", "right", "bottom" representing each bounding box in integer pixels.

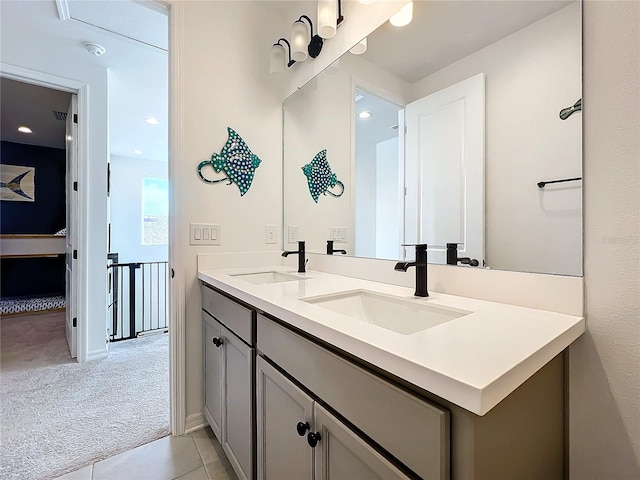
[
  {"left": 256, "top": 356, "right": 313, "bottom": 480},
  {"left": 313, "top": 404, "right": 410, "bottom": 480},
  {"left": 203, "top": 313, "right": 223, "bottom": 439},
  {"left": 222, "top": 326, "right": 254, "bottom": 480}
]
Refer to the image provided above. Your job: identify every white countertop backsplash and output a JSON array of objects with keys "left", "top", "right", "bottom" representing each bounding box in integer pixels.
[{"left": 198, "top": 256, "right": 584, "bottom": 416}]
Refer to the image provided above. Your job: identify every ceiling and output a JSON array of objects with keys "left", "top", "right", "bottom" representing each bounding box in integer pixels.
[
  {"left": 0, "top": 0, "right": 168, "bottom": 162},
  {"left": 362, "top": 1, "right": 572, "bottom": 84}
]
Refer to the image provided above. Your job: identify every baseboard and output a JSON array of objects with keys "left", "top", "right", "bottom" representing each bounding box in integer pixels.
[
  {"left": 86, "top": 347, "right": 108, "bottom": 361},
  {"left": 185, "top": 412, "right": 205, "bottom": 434}
]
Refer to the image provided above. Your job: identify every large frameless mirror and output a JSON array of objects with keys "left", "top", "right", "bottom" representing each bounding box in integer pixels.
[{"left": 283, "top": 0, "right": 582, "bottom": 276}]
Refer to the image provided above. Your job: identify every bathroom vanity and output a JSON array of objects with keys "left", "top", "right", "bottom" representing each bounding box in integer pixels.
[{"left": 199, "top": 267, "right": 584, "bottom": 480}]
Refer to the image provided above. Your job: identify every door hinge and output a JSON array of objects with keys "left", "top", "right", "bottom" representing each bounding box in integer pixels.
[
  {"left": 171, "top": 268, "right": 175, "bottom": 278},
  {"left": 73, "top": 181, "right": 78, "bottom": 191},
  {"left": 72, "top": 317, "right": 77, "bottom": 327},
  {"left": 404, "top": 125, "right": 408, "bottom": 134},
  {"left": 73, "top": 113, "right": 78, "bottom": 124},
  {"left": 107, "top": 163, "right": 111, "bottom": 196},
  {"left": 73, "top": 250, "right": 78, "bottom": 260}
]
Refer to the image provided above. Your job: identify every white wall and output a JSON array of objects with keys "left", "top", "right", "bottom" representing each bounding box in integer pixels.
[
  {"left": 110, "top": 155, "right": 168, "bottom": 263},
  {"left": 410, "top": 3, "right": 582, "bottom": 275},
  {"left": 174, "top": 0, "right": 284, "bottom": 424},
  {"left": 0, "top": 0, "right": 109, "bottom": 360},
  {"left": 571, "top": 1, "right": 640, "bottom": 478}
]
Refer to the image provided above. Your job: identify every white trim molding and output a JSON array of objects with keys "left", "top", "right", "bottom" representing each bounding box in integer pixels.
[
  {"left": 54, "top": 0, "right": 71, "bottom": 21},
  {"left": 168, "top": 0, "right": 186, "bottom": 437},
  {"left": 185, "top": 412, "right": 206, "bottom": 434},
  {"left": 0, "top": 63, "right": 90, "bottom": 363}
]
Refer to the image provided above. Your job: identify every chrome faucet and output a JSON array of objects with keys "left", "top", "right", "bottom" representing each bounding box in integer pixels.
[
  {"left": 282, "top": 240, "right": 307, "bottom": 273},
  {"left": 394, "top": 244, "right": 428, "bottom": 297},
  {"left": 326, "top": 240, "right": 347, "bottom": 255}
]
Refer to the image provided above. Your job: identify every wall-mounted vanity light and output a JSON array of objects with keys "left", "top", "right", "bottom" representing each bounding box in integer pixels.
[
  {"left": 271, "top": 0, "right": 344, "bottom": 73},
  {"left": 270, "top": 38, "right": 296, "bottom": 74},
  {"left": 318, "top": 0, "right": 344, "bottom": 39},
  {"left": 390, "top": 1, "right": 413, "bottom": 27},
  {"left": 291, "top": 15, "right": 324, "bottom": 61}
]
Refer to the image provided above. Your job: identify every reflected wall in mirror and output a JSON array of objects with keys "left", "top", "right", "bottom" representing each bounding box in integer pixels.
[{"left": 283, "top": 1, "right": 582, "bottom": 276}]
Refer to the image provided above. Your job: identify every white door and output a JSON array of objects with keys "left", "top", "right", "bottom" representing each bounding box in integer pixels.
[
  {"left": 65, "top": 95, "right": 78, "bottom": 358},
  {"left": 404, "top": 73, "right": 485, "bottom": 265}
]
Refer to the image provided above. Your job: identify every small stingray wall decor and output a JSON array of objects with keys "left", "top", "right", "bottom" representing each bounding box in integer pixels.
[
  {"left": 302, "top": 149, "right": 344, "bottom": 203},
  {"left": 197, "top": 127, "right": 262, "bottom": 196}
]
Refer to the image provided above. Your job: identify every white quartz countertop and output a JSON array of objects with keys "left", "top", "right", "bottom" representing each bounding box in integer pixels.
[{"left": 198, "top": 266, "right": 584, "bottom": 416}]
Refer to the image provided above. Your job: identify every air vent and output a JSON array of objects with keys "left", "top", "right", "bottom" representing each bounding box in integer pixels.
[{"left": 53, "top": 111, "right": 67, "bottom": 121}]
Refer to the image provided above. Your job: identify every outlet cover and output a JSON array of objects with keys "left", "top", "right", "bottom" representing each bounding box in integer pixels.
[
  {"left": 288, "top": 225, "right": 299, "bottom": 243},
  {"left": 265, "top": 224, "right": 277, "bottom": 244},
  {"left": 331, "top": 227, "right": 348, "bottom": 243}
]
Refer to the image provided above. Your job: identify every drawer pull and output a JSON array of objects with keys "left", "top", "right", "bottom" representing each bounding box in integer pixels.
[
  {"left": 212, "top": 337, "right": 223, "bottom": 347},
  {"left": 296, "top": 421, "right": 310, "bottom": 436},
  {"left": 307, "top": 431, "right": 321, "bottom": 448}
]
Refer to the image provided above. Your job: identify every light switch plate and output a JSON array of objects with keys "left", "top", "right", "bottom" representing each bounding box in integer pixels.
[{"left": 190, "top": 223, "right": 221, "bottom": 245}]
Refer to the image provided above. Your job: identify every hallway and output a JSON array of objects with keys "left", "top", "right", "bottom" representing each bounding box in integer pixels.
[{"left": 0, "top": 311, "right": 169, "bottom": 479}]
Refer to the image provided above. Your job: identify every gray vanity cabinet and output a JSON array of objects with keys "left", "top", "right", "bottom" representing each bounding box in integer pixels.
[
  {"left": 201, "top": 284, "right": 255, "bottom": 480},
  {"left": 256, "top": 356, "right": 409, "bottom": 480},
  {"left": 203, "top": 312, "right": 223, "bottom": 438},
  {"left": 256, "top": 356, "right": 313, "bottom": 480}
]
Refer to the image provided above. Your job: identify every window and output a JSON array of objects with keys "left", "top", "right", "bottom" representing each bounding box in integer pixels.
[{"left": 142, "top": 177, "right": 168, "bottom": 245}]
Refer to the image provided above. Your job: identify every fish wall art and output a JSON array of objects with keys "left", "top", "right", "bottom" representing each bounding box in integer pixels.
[
  {"left": 302, "top": 150, "right": 344, "bottom": 203},
  {"left": 197, "top": 127, "right": 262, "bottom": 196},
  {"left": 0, "top": 165, "right": 35, "bottom": 202}
]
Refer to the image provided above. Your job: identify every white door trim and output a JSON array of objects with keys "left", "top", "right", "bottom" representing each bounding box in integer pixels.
[
  {"left": 168, "top": 0, "right": 186, "bottom": 436},
  {"left": 0, "top": 63, "right": 89, "bottom": 363}
]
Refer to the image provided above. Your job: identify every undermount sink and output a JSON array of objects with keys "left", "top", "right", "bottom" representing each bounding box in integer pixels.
[
  {"left": 302, "top": 290, "right": 471, "bottom": 335},
  {"left": 231, "top": 271, "right": 305, "bottom": 285}
]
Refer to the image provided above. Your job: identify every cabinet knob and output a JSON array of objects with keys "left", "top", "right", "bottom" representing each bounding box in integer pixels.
[
  {"left": 307, "top": 431, "right": 321, "bottom": 448},
  {"left": 296, "top": 421, "right": 310, "bottom": 436},
  {"left": 212, "top": 337, "right": 223, "bottom": 347}
]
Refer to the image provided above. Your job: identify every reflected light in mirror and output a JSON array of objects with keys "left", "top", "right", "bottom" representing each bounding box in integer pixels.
[
  {"left": 389, "top": 1, "right": 413, "bottom": 27},
  {"left": 350, "top": 37, "right": 368, "bottom": 55}
]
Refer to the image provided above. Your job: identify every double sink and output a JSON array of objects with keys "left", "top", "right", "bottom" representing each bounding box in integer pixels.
[{"left": 230, "top": 270, "right": 470, "bottom": 335}]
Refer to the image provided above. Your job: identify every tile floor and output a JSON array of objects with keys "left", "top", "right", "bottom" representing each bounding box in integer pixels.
[{"left": 53, "top": 428, "right": 238, "bottom": 480}]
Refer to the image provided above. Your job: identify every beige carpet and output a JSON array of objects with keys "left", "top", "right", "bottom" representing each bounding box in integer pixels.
[{"left": 0, "top": 311, "right": 170, "bottom": 480}]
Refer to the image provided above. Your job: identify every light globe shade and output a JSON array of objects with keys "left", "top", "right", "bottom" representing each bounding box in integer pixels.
[
  {"left": 318, "top": 0, "right": 337, "bottom": 39},
  {"left": 291, "top": 21, "right": 309, "bottom": 62},
  {"left": 389, "top": 1, "right": 413, "bottom": 27},
  {"left": 270, "top": 44, "right": 285, "bottom": 73},
  {"left": 349, "top": 37, "right": 367, "bottom": 55}
]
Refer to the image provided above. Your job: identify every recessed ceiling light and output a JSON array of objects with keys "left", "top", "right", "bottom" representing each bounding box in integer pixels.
[
  {"left": 18, "top": 126, "right": 32, "bottom": 134},
  {"left": 358, "top": 111, "right": 372, "bottom": 119},
  {"left": 145, "top": 117, "right": 160, "bottom": 125},
  {"left": 133, "top": 149, "right": 143, "bottom": 155}
]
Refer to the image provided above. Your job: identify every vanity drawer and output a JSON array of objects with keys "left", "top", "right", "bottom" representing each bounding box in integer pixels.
[
  {"left": 201, "top": 283, "right": 254, "bottom": 345},
  {"left": 257, "top": 314, "right": 450, "bottom": 480}
]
